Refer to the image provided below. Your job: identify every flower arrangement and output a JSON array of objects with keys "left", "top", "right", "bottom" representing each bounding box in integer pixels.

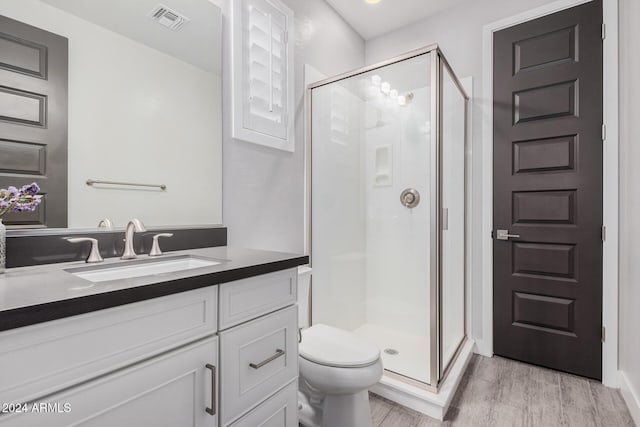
[{"left": 0, "top": 182, "right": 43, "bottom": 217}]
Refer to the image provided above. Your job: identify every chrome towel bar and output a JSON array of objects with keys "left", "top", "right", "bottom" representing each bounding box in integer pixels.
[{"left": 86, "top": 179, "right": 166, "bottom": 191}]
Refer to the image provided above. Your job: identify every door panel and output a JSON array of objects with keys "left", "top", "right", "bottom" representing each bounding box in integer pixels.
[
  {"left": 0, "top": 15, "right": 68, "bottom": 228},
  {"left": 493, "top": 0, "right": 603, "bottom": 379}
]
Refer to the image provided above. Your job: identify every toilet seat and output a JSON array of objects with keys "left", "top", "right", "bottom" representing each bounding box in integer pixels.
[{"left": 299, "top": 324, "right": 380, "bottom": 368}]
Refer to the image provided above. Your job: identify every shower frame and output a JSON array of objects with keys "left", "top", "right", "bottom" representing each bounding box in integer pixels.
[{"left": 305, "top": 44, "right": 470, "bottom": 392}]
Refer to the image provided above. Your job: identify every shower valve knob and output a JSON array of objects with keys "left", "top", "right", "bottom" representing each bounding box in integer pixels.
[{"left": 400, "top": 188, "right": 420, "bottom": 208}]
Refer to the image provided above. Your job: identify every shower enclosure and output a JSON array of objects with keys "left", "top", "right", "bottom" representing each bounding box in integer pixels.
[{"left": 308, "top": 45, "right": 468, "bottom": 391}]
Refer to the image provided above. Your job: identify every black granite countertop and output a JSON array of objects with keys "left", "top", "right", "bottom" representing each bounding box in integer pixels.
[{"left": 0, "top": 246, "right": 308, "bottom": 332}]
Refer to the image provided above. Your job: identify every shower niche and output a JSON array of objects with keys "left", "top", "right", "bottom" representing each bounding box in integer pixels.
[{"left": 308, "top": 45, "right": 469, "bottom": 414}]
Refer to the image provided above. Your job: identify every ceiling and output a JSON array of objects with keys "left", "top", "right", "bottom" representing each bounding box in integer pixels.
[
  {"left": 325, "top": 0, "right": 469, "bottom": 40},
  {"left": 40, "top": 0, "right": 222, "bottom": 74}
]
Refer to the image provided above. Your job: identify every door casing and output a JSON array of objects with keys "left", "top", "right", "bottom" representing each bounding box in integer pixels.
[{"left": 479, "top": 0, "right": 619, "bottom": 386}]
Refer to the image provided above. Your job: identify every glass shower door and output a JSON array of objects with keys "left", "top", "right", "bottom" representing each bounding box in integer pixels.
[
  {"left": 311, "top": 52, "right": 435, "bottom": 385},
  {"left": 440, "top": 59, "right": 467, "bottom": 375}
]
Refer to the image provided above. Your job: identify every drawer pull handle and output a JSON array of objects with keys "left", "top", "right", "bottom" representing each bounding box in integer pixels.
[
  {"left": 205, "top": 364, "right": 216, "bottom": 416},
  {"left": 249, "top": 349, "right": 285, "bottom": 369}
]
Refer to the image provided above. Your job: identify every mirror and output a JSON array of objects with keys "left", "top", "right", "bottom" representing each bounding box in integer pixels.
[{"left": 0, "top": 0, "right": 222, "bottom": 229}]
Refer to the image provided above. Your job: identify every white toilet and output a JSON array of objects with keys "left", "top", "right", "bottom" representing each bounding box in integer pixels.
[{"left": 297, "top": 267, "right": 383, "bottom": 427}]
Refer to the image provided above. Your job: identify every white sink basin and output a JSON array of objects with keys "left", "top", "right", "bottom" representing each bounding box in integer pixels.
[{"left": 66, "top": 255, "right": 221, "bottom": 283}]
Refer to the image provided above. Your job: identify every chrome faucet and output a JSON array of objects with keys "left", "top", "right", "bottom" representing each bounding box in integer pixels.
[{"left": 121, "top": 218, "right": 146, "bottom": 260}]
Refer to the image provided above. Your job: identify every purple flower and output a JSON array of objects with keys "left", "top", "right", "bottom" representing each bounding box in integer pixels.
[
  {"left": 0, "top": 187, "right": 18, "bottom": 202},
  {"left": 15, "top": 195, "right": 42, "bottom": 211},
  {"left": 19, "top": 182, "right": 40, "bottom": 196},
  {"left": 0, "top": 183, "right": 42, "bottom": 217}
]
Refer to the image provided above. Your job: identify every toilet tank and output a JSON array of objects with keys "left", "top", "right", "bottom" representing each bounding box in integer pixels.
[{"left": 297, "top": 266, "right": 312, "bottom": 329}]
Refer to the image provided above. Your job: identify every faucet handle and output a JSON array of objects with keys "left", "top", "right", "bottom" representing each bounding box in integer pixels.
[
  {"left": 97, "top": 218, "right": 113, "bottom": 228},
  {"left": 66, "top": 237, "right": 104, "bottom": 263},
  {"left": 149, "top": 233, "right": 173, "bottom": 257}
]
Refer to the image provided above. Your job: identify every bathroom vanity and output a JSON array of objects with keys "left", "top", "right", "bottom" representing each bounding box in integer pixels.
[{"left": 0, "top": 247, "right": 307, "bottom": 426}]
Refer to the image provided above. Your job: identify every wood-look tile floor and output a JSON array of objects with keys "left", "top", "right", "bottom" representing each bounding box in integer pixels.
[{"left": 371, "top": 354, "right": 636, "bottom": 427}]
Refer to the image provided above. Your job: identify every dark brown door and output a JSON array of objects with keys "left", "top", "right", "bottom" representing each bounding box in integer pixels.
[
  {"left": 0, "top": 15, "right": 68, "bottom": 228},
  {"left": 493, "top": 0, "right": 603, "bottom": 380}
]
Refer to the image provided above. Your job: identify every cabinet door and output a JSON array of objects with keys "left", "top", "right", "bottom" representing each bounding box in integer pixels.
[
  {"left": 228, "top": 380, "right": 298, "bottom": 427},
  {"left": 0, "top": 337, "right": 218, "bottom": 427},
  {"left": 1, "top": 286, "right": 217, "bottom": 406}
]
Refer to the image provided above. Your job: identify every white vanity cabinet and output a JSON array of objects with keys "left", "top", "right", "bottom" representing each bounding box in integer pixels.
[
  {"left": 0, "top": 267, "right": 300, "bottom": 427},
  {"left": 219, "top": 269, "right": 299, "bottom": 427}
]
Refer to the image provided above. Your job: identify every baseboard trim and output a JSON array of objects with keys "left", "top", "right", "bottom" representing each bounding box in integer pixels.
[
  {"left": 370, "top": 339, "right": 474, "bottom": 421},
  {"left": 619, "top": 371, "right": 640, "bottom": 426},
  {"left": 472, "top": 338, "right": 492, "bottom": 357}
]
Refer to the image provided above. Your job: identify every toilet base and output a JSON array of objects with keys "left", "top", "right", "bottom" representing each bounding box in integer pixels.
[
  {"left": 298, "top": 389, "right": 373, "bottom": 427},
  {"left": 298, "top": 391, "right": 322, "bottom": 427}
]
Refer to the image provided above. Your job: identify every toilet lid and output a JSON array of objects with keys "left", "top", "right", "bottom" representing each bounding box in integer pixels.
[{"left": 299, "top": 324, "right": 381, "bottom": 368}]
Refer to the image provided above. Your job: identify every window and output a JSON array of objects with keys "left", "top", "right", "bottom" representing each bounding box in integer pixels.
[{"left": 232, "top": 0, "right": 294, "bottom": 152}]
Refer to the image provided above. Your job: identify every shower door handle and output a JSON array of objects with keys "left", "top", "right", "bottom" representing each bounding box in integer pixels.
[{"left": 496, "top": 229, "right": 520, "bottom": 240}]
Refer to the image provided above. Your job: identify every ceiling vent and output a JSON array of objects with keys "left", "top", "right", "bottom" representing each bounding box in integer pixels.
[{"left": 149, "top": 4, "right": 190, "bottom": 31}]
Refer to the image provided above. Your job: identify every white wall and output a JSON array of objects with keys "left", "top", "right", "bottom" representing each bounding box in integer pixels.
[
  {"left": 364, "top": 0, "right": 558, "bottom": 340},
  {"left": 0, "top": 0, "right": 222, "bottom": 228},
  {"left": 618, "top": 0, "right": 640, "bottom": 420},
  {"left": 221, "top": 0, "right": 365, "bottom": 253}
]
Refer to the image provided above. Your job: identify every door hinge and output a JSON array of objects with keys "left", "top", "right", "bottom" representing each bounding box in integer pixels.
[
  {"left": 602, "top": 326, "right": 606, "bottom": 342},
  {"left": 491, "top": 230, "right": 494, "bottom": 239},
  {"left": 602, "top": 123, "right": 606, "bottom": 141},
  {"left": 283, "top": 31, "right": 289, "bottom": 44},
  {"left": 602, "top": 23, "right": 606, "bottom": 40},
  {"left": 601, "top": 225, "right": 606, "bottom": 242}
]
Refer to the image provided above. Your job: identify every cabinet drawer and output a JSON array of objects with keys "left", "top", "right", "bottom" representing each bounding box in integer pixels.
[
  {"left": 0, "top": 286, "right": 217, "bottom": 405},
  {"left": 228, "top": 380, "right": 298, "bottom": 427},
  {"left": 220, "top": 305, "right": 298, "bottom": 425},
  {"left": 219, "top": 268, "right": 296, "bottom": 330},
  {"left": 0, "top": 337, "right": 219, "bottom": 427}
]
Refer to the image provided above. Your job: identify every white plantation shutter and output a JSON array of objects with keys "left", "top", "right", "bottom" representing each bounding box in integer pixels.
[{"left": 232, "top": 0, "right": 294, "bottom": 151}]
